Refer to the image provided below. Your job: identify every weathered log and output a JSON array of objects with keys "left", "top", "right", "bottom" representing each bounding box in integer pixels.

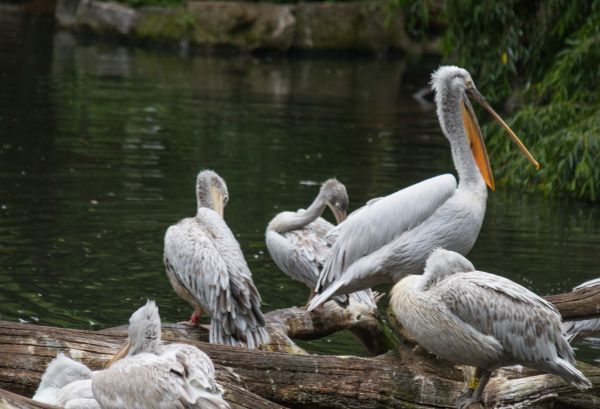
[
  {"left": 104, "top": 298, "right": 390, "bottom": 356},
  {"left": 1, "top": 320, "right": 598, "bottom": 408},
  {"left": 545, "top": 280, "right": 600, "bottom": 320},
  {"left": 0, "top": 388, "right": 57, "bottom": 409}
]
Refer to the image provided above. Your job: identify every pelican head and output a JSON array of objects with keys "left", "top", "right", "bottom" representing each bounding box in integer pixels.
[
  {"left": 431, "top": 66, "right": 539, "bottom": 191},
  {"left": 196, "top": 170, "right": 229, "bottom": 218},
  {"left": 38, "top": 353, "right": 93, "bottom": 390},
  {"left": 107, "top": 300, "right": 162, "bottom": 368},
  {"left": 418, "top": 248, "right": 475, "bottom": 291},
  {"left": 319, "top": 178, "right": 348, "bottom": 224}
]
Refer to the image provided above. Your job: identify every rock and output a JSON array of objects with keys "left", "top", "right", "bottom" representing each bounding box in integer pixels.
[{"left": 54, "top": 0, "right": 433, "bottom": 54}]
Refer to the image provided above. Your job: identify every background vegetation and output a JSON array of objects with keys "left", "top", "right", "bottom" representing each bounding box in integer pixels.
[{"left": 396, "top": 0, "right": 599, "bottom": 201}]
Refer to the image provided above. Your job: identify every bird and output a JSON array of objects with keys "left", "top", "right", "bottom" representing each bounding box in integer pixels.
[
  {"left": 564, "top": 278, "right": 600, "bottom": 342},
  {"left": 32, "top": 352, "right": 99, "bottom": 409},
  {"left": 92, "top": 300, "right": 230, "bottom": 409},
  {"left": 265, "top": 178, "right": 375, "bottom": 308},
  {"left": 390, "top": 248, "right": 592, "bottom": 408},
  {"left": 164, "top": 170, "right": 270, "bottom": 349},
  {"left": 307, "top": 65, "right": 540, "bottom": 312}
]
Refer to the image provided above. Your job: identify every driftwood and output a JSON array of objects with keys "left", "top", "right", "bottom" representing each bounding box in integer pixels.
[
  {"left": 1, "top": 282, "right": 599, "bottom": 408},
  {"left": 545, "top": 282, "right": 600, "bottom": 320}
]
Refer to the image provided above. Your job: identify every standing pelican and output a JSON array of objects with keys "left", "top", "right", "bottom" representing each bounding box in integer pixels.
[
  {"left": 564, "top": 278, "right": 600, "bottom": 342},
  {"left": 308, "top": 66, "right": 539, "bottom": 311},
  {"left": 92, "top": 300, "right": 230, "bottom": 409},
  {"left": 266, "top": 179, "right": 374, "bottom": 307},
  {"left": 164, "top": 170, "right": 269, "bottom": 349},
  {"left": 33, "top": 352, "right": 99, "bottom": 409},
  {"left": 390, "top": 249, "right": 591, "bottom": 408}
]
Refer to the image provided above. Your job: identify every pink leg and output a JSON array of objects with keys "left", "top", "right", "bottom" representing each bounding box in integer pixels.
[
  {"left": 178, "top": 306, "right": 202, "bottom": 326},
  {"left": 189, "top": 307, "right": 202, "bottom": 325}
]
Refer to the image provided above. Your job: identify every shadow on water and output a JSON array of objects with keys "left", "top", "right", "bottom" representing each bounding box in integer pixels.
[{"left": 0, "top": 11, "right": 598, "bottom": 361}]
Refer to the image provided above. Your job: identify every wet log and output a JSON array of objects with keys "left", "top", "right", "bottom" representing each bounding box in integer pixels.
[
  {"left": 1, "top": 320, "right": 598, "bottom": 409},
  {"left": 545, "top": 280, "right": 600, "bottom": 320},
  {"left": 104, "top": 298, "right": 390, "bottom": 356}
]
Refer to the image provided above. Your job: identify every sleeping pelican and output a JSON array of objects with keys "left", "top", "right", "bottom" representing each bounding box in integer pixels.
[
  {"left": 164, "top": 170, "right": 269, "bottom": 349},
  {"left": 390, "top": 249, "right": 591, "bottom": 408},
  {"left": 564, "top": 278, "right": 600, "bottom": 342},
  {"left": 265, "top": 179, "right": 375, "bottom": 307},
  {"left": 33, "top": 353, "right": 98, "bottom": 408},
  {"left": 308, "top": 65, "right": 539, "bottom": 311},
  {"left": 92, "top": 300, "right": 230, "bottom": 409}
]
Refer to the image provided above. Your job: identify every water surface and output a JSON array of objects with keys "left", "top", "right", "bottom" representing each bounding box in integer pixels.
[{"left": 0, "top": 11, "right": 598, "bottom": 360}]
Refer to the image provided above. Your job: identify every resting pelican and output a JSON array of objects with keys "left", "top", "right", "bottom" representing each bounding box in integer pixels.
[
  {"left": 93, "top": 300, "right": 230, "bottom": 409},
  {"left": 33, "top": 353, "right": 97, "bottom": 408},
  {"left": 164, "top": 170, "right": 269, "bottom": 349},
  {"left": 265, "top": 178, "right": 375, "bottom": 307},
  {"left": 390, "top": 249, "right": 591, "bottom": 408},
  {"left": 308, "top": 65, "right": 539, "bottom": 311},
  {"left": 564, "top": 278, "right": 600, "bottom": 342}
]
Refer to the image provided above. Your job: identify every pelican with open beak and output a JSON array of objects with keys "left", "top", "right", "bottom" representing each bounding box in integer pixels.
[{"left": 308, "top": 65, "right": 540, "bottom": 311}]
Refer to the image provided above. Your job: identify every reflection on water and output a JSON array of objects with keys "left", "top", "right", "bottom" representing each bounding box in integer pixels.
[{"left": 0, "top": 13, "right": 599, "bottom": 361}]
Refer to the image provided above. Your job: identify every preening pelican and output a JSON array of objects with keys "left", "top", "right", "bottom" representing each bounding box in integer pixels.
[
  {"left": 308, "top": 65, "right": 539, "bottom": 312},
  {"left": 164, "top": 170, "right": 269, "bottom": 349},
  {"left": 265, "top": 179, "right": 375, "bottom": 307},
  {"left": 92, "top": 300, "right": 230, "bottom": 409},
  {"left": 390, "top": 249, "right": 591, "bottom": 408},
  {"left": 564, "top": 278, "right": 600, "bottom": 342},
  {"left": 33, "top": 353, "right": 97, "bottom": 408}
]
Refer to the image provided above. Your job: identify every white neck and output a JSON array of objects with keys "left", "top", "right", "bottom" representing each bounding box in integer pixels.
[{"left": 267, "top": 195, "right": 326, "bottom": 233}]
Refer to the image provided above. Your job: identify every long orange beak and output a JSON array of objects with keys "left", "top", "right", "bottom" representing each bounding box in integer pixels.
[
  {"left": 106, "top": 339, "right": 131, "bottom": 368},
  {"left": 466, "top": 87, "right": 540, "bottom": 170},
  {"left": 461, "top": 97, "right": 495, "bottom": 191}
]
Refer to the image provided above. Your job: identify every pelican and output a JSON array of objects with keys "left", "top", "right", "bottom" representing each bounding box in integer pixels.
[
  {"left": 164, "top": 170, "right": 269, "bottom": 349},
  {"left": 308, "top": 65, "right": 539, "bottom": 311},
  {"left": 390, "top": 249, "right": 591, "bottom": 408},
  {"left": 265, "top": 178, "right": 375, "bottom": 307},
  {"left": 564, "top": 278, "right": 600, "bottom": 342},
  {"left": 92, "top": 300, "right": 230, "bottom": 409},
  {"left": 33, "top": 353, "right": 97, "bottom": 408}
]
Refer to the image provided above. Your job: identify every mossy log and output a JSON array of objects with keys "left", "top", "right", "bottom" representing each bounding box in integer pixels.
[{"left": 1, "top": 280, "right": 600, "bottom": 409}]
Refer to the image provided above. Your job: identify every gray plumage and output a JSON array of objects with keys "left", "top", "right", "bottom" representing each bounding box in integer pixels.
[
  {"left": 92, "top": 300, "right": 230, "bottom": 409},
  {"left": 308, "top": 66, "right": 490, "bottom": 311},
  {"left": 564, "top": 278, "right": 600, "bottom": 342},
  {"left": 390, "top": 249, "right": 591, "bottom": 408},
  {"left": 33, "top": 353, "right": 95, "bottom": 407},
  {"left": 58, "top": 380, "right": 100, "bottom": 409},
  {"left": 265, "top": 179, "right": 375, "bottom": 307},
  {"left": 164, "top": 170, "right": 269, "bottom": 349}
]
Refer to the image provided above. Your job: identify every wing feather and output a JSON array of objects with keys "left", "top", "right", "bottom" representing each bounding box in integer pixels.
[
  {"left": 438, "top": 271, "right": 574, "bottom": 365},
  {"left": 316, "top": 174, "right": 457, "bottom": 290},
  {"left": 164, "top": 209, "right": 268, "bottom": 348}
]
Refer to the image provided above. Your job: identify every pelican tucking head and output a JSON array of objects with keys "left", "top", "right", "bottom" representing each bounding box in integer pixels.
[
  {"left": 431, "top": 65, "right": 540, "bottom": 191},
  {"left": 196, "top": 170, "right": 229, "bottom": 218},
  {"left": 417, "top": 248, "right": 475, "bottom": 291},
  {"left": 107, "top": 300, "right": 162, "bottom": 368},
  {"left": 319, "top": 178, "right": 348, "bottom": 224},
  {"left": 37, "top": 353, "right": 93, "bottom": 390}
]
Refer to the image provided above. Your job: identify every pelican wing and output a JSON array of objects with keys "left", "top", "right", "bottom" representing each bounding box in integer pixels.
[
  {"left": 439, "top": 271, "right": 574, "bottom": 365},
  {"left": 164, "top": 209, "right": 268, "bottom": 348},
  {"left": 266, "top": 217, "right": 333, "bottom": 288},
  {"left": 316, "top": 174, "right": 457, "bottom": 291},
  {"left": 160, "top": 343, "right": 229, "bottom": 408},
  {"left": 92, "top": 352, "right": 229, "bottom": 409},
  {"left": 164, "top": 216, "right": 232, "bottom": 320}
]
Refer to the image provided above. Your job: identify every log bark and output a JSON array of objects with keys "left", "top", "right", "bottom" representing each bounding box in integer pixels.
[
  {"left": 545, "top": 281, "right": 600, "bottom": 320},
  {"left": 1, "top": 320, "right": 598, "bottom": 409}
]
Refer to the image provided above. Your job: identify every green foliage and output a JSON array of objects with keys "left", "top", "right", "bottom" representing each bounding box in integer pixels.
[
  {"left": 482, "top": 3, "right": 600, "bottom": 201},
  {"left": 399, "top": 0, "right": 599, "bottom": 201}
]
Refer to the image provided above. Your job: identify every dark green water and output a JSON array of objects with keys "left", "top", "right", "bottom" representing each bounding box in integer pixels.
[{"left": 0, "top": 10, "right": 599, "bottom": 361}]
